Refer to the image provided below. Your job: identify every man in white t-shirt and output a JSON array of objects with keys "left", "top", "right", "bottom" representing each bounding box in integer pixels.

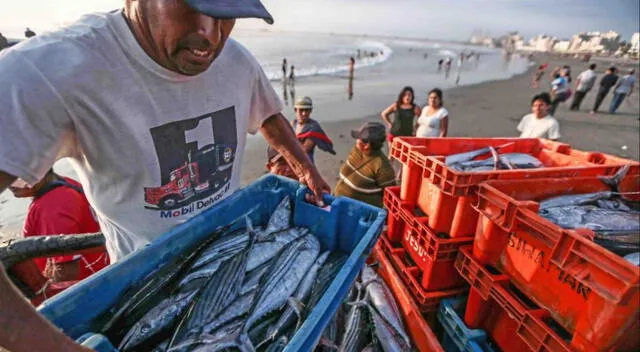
[
  {"left": 0, "top": 0, "right": 330, "bottom": 262},
  {"left": 517, "top": 93, "right": 561, "bottom": 140},
  {"left": 570, "top": 63, "right": 597, "bottom": 111},
  {"left": 610, "top": 69, "right": 636, "bottom": 114}
]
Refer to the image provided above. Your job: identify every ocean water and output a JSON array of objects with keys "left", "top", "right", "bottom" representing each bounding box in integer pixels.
[{"left": 0, "top": 30, "right": 531, "bottom": 240}]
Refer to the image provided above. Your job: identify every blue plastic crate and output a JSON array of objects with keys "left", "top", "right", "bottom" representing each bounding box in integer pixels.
[
  {"left": 438, "top": 296, "right": 495, "bottom": 352},
  {"left": 38, "top": 174, "right": 386, "bottom": 352}
]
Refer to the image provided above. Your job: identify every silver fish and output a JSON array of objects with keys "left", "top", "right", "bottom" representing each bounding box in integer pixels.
[
  {"left": 169, "top": 319, "right": 255, "bottom": 352},
  {"left": 539, "top": 164, "right": 632, "bottom": 210},
  {"left": 368, "top": 307, "right": 409, "bottom": 352},
  {"left": 119, "top": 290, "right": 198, "bottom": 351},
  {"left": 170, "top": 223, "right": 256, "bottom": 350},
  {"left": 263, "top": 251, "right": 331, "bottom": 344},
  {"left": 339, "top": 299, "right": 369, "bottom": 352},
  {"left": 263, "top": 196, "right": 293, "bottom": 237},
  {"left": 246, "top": 227, "right": 309, "bottom": 272},
  {"left": 244, "top": 234, "right": 320, "bottom": 332},
  {"left": 361, "top": 266, "right": 411, "bottom": 348},
  {"left": 541, "top": 206, "right": 640, "bottom": 232},
  {"left": 189, "top": 230, "right": 251, "bottom": 272},
  {"left": 444, "top": 142, "right": 514, "bottom": 165}
]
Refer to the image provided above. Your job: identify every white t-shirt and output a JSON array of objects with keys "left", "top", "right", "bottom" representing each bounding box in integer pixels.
[
  {"left": 0, "top": 11, "right": 283, "bottom": 261},
  {"left": 615, "top": 74, "right": 637, "bottom": 94},
  {"left": 517, "top": 114, "right": 561, "bottom": 140},
  {"left": 416, "top": 107, "right": 448, "bottom": 137},
  {"left": 576, "top": 69, "right": 597, "bottom": 92}
]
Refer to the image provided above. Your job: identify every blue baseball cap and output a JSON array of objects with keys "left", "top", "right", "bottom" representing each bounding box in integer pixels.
[{"left": 185, "top": 0, "right": 274, "bottom": 24}]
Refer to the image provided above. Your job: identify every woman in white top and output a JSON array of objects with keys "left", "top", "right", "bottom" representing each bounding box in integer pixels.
[{"left": 416, "top": 88, "right": 449, "bottom": 137}]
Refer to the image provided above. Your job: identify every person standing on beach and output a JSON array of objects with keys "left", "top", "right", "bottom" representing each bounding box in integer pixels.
[
  {"left": 570, "top": 63, "right": 597, "bottom": 111},
  {"left": 0, "top": 0, "right": 330, "bottom": 263},
  {"left": 517, "top": 93, "right": 560, "bottom": 140},
  {"left": 8, "top": 169, "right": 109, "bottom": 282},
  {"left": 292, "top": 96, "right": 336, "bottom": 164},
  {"left": 437, "top": 59, "right": 444, "bottom": 72},
  {"left": 416, "top": 89, "right": 448, "bottom": 138},
  {"left": 549, "top": 72, "right": 570, "bottom": 115},
  {"left": 348, "top": 56, "right": 355, "bottom": 75},
  {"left": 24, "top": 27, "right": 36, "bottom": 38},
  {"left": 590, "top": 67, "right": 618, "bottom": 114},
  {"left": 381, "top": 86, "right": 421, "bottom": 142},
  {"left": 444, "top": 57, "right": 452, "bottom": 78},
  {"left": 282, "top": 58, "right": 287, "bottom": 79},
  {"left": 289, "top": 64, "right": 295, "bottom": 82},
  {"left": 334, "top": 122, "right": 395, "bottom": 208},
  {"left": 532, "top": 64, "right": 547, "bottom": 88},
  {"left": 609, "top": 69, "right": 636, "bottom": 114}
]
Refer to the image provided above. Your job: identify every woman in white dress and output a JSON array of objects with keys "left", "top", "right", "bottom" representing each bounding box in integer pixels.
[{"left": 415, "top": 88, "right": 449, "bottom": 137}]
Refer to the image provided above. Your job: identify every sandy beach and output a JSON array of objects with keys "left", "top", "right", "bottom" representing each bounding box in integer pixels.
[
  {"left": 240, "top": 53, "right": 640, "bottom": 189},
  {"left": 1, "top": 51, "right": 638, "bottom": 240}
]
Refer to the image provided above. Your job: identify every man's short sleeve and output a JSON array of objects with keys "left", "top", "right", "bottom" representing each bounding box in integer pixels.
[
  {"left": 247, "top": 64, "right": 284, "bottom": 134},
  {"left": 547, "top": 120, "right": 561, "bottom": 140},
  {"left": 0, "top": 51, "right": 73, "bottom": 184},
  {"left": 517, "top": 115, "right": 528, "bottom": 133}
]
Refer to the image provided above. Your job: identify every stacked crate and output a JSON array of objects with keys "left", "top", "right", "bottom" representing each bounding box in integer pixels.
[{"left": 378, "top": 137, "right": 639, "bottom": 351}]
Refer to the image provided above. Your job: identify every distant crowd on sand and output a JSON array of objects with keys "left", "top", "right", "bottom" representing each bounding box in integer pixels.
[{"left": 532, "top": 62, "right": 636, "bottom": 116}]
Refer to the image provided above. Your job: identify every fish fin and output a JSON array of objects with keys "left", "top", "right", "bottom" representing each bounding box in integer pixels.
[
  {"left": 488, "top": 146, "right": 499, "bottom": 170},
  {"left": 599, "top": 164, "right": 630, "bottom": 193},
  {"left": 288, "top": 297, "right": 305, "bottom": 330}
]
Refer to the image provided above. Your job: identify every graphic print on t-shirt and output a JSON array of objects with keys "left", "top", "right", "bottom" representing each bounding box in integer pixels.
[{"left": 144, "top": 107, "right": 237, "bottom": 211}]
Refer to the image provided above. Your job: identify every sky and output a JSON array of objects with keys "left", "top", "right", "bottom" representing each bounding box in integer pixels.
[{"left": 0, "top": 0, "right": 638, "bottom": 41}]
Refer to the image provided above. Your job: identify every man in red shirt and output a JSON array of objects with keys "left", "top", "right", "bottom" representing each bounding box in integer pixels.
[{"left": 9, "top": 169, "right": 109, "bottom": 282}]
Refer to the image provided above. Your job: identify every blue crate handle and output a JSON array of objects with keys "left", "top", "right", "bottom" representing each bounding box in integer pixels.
[{"left": 77, "top": 333, "right": 117, "bottom": 352}]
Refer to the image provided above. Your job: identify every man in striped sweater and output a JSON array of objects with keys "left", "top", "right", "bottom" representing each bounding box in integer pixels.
[{"left": 334, "top": 122, "right": 396, "bottom": 207}]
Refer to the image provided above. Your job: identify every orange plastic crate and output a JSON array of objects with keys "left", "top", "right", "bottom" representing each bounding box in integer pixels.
[
  {"left": 379, "top": 234, "right": 469, "bottom": 305},
  {"left": 372, "top": 242, "right": 444, "bottom": 352},
  {"left": 383, "top": 186, "right": 411, "bottom": 242},
  {"left": 390, "top": 137, "right": 638, "bottom": 238},
  {"left": 456, "top": 247, "right": 575, "bottom": 352},
  {"left": 472, "top": 176, "right": 640, "bottom": 351}
]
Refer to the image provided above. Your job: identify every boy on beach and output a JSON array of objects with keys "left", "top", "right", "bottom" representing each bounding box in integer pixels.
[
  {"left": 292, "top": 96, "right": 336, "bottom": 164},
  {"left": 517, "top": 93, "right": 561, "bottom": 140}
]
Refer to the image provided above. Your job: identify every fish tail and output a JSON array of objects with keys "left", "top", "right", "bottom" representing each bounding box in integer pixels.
[{"left": 599, "top": 164, "right": 631, "bottom": 192}]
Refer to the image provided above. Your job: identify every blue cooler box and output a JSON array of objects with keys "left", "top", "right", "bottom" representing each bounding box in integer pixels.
[{"left": 38, "top": 175, "right": 386, "bottom": 351}]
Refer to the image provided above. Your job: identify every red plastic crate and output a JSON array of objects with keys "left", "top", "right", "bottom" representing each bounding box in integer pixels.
[
  {"left": 390, "top": 137, "right": 639, "bottom": 238},
  {"left": 383, "top": 186, "right": 474, "bottom": 290},
  {"left": 471, "top": 176, "right": 640, "bottom": 351},
  {"left": 458, "top": 246, "right": 640, "bottom": 351},
  {"left": 372, "top": 242, "right": 444, "bottom": 352},
  {"left": 379, "top": 235, "right": 468, "bottom": 306},
  {"left": 455, "top": 247, "right": 575, "bottom": 352},
  {"left": 383, "top": 186, "right": 411, "bottom": 242}
]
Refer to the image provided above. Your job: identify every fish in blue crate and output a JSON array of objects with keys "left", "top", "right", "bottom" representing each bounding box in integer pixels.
[{"left": 95, "top": 196, "right": 349, "bottom": 352}]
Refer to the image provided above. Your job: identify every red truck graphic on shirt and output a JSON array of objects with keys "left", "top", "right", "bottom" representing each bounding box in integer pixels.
[{"left": 144, "top": 143, "right": 235, "bottom": 209}]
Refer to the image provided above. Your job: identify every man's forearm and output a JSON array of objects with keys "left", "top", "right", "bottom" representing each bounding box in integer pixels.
[
  {"left": 260, "top": 113, "right": 316, "bottom": 177},
  {"left": 0, "top": 264, "right": 90, "bottom": 352}
]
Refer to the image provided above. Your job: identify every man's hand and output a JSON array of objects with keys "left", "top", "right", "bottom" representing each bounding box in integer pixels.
[
  {"left": 260, "top": 113, "right": 331, "bottom": 206},
  {"left": 298, "top": 167, "right": 331, "bottom": 207}
]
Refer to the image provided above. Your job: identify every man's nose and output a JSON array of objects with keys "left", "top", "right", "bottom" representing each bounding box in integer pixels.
[{"left": 196, "top": 14, "right": 221, "bottom": 45}]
